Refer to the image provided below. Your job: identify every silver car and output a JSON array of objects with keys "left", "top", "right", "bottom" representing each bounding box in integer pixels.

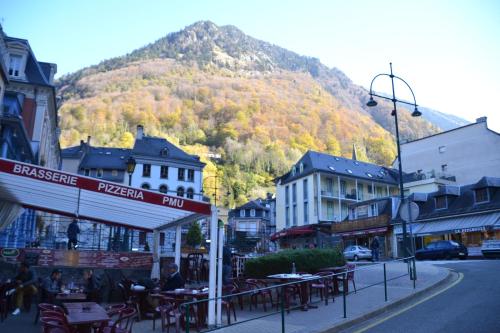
[{"left": 344, "top": 245, "right": 373, "bottom": 261}]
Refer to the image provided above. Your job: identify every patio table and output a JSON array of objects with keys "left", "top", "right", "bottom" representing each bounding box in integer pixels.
[
  {"left": 56, "top": 292, "right": 87, "bottom": 302},
  {"left": 161, "top": 288, "right": 209, "bottom": 327},
  {"left": 63, "top": 302, "right": 109, "bottom": 333},
  {"left": 267, "top": 274, "right": 321, "bottom": 310}
]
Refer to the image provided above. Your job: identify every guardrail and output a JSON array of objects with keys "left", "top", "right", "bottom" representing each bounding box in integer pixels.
[{"left": 180, "top": 256, "right": 417, "bottom": 332}]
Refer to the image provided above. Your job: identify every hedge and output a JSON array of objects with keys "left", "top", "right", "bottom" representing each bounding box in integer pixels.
[{"left": 244, "top": 248, "right": 345, "bottom": 278}]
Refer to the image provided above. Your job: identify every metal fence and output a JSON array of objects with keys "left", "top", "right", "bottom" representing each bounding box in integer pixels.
[{"left": 181, "top": 257, "right": 417, "bottom": 333}]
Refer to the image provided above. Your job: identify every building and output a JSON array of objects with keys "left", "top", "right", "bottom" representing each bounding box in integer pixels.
[
  {"left": 392, "top": 177, "right": 500, "bottom": 257},
  {"left": 398, "top": 117, "right": 500, "bottom": 191},
  {"left": 0, "top": 26, "right": 60, "bottom": 248},
  {"left": 60, "top": 125, "right": 206, "bottom": 253},
  {"left": 273, "top": 151, "right": 399, "bottom": 249},
  {"left": 331, "top": 197, "right": 400, "bottom": 258},
  {"left": 228, "top": 194, "right": 276, "bottom": 253}
]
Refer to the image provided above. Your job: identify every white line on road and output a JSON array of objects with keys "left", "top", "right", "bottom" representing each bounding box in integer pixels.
[{"left": 352, "top": 271, "right": 464, "bottom": 333}]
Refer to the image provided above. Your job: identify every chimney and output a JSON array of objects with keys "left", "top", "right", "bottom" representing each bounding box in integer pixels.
[
  {"left": 87, "top": 136, "right": 91, "bottom": 145},
  {"left": 136, "top": 125, "right": 144, "bottom": 140},
  {"left": 476, "top": 116, "right": 487, "bottom": 124}
]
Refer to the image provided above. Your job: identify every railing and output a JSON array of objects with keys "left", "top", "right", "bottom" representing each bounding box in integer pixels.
[{"left": 181, "top": 256, "right": 417, "bottom": 333}]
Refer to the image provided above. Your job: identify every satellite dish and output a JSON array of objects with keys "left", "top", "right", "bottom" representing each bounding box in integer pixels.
[{"left": 399, "top": 201, "right": 419, "bottom": 223}]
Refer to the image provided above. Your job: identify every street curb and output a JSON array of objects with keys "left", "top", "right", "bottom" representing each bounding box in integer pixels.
[{"left": 320, "top": 268, "right": 456, "bottom": 333}]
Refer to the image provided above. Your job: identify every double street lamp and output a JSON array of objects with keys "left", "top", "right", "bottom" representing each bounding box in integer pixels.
[{"left": 366, "top": 63, "right": 421, "bottom": 258}]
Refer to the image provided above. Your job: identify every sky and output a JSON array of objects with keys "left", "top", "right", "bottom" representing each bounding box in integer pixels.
[{"left": 2, "top": 0, "right": 500, "bottom": 131}]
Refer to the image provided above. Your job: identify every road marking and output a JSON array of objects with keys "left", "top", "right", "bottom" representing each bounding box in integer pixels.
[{"left": 352, "top": 272, "right": 464, "bottom": 333}]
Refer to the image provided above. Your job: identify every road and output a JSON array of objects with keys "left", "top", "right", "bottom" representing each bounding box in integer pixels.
[{"left": 344, "top": 260, "right": 500, "bottom": 333}]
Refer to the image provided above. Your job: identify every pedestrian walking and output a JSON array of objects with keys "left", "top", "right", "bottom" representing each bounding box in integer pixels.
[
  {"left": 370, "top": 236, "right": 380, "bottom": 262},
  {"left": 67, "top": 219, "right": 80, "bottom": 250}
]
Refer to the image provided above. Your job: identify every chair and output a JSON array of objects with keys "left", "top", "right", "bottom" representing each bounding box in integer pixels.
[
  {"left": 246, "top": 279, "right": 274, "bottom": 312},
  {"left": 187, "top": 253, "right": 204, "bottom": 283},
  {"left": 34, "top": 290, "right": 59, "bottom": 324},
  {"left": 100, "top": 307, "right": 137, "bottom": 333},
  {"left": 231, "top": 278, "right": 252, "bottom": 310},
  {"left": 222, "top": 285, "right": 237, "bottom": 324},
  {"left": 310, "top": 272, "right": 335, "bottom": 305},
  {"left": 40, "top": 316, "right": 71, "bottom": 333},
  {"left": 155, "top": 299, "right": 181, "bottom": 333},
  {"left": 337, "top": 263, "right": 357, "bottom": 293}
]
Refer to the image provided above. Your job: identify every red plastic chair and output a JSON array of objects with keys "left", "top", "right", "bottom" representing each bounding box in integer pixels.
[
  {"left": 40, "top": 316, "right": 72, "bottom": 333},
  {"left": 246, "top": 279, "right": 274, "bottom": 312},
  {"left": 100, "top": 307, "right": 137, "bottom": 333}
]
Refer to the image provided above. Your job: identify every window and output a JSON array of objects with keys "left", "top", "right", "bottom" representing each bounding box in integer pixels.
[
  {"left": 438, "top": 146, "right": 446, "bottom": 153},
  {"left": 111, "top": 170, "right": 118, "bottom": 177},
  {"left": 441, "top": 164, "right": 448, "bottom": 172},
  {"left": 435, "top": 196, "right": 447, "bottom": 210},
  {"left": 292, "top": 204, "right": 297, "bottom": 226},
  {"left": 291, "top": 166, "right": 296, "bottom": 176},
  {"left": 159, "top": 184, "right": 168, "bottom": 193},
  {"left": 285, "top": 185, "right": 290, "bottom": 205},
  {"left": 327, "top": 201, "right": 334, "bottom": 220},
  {"left": 304, "top": 202, "right": 308, "bottom": 224},
  {"left": 370, "top": 204, "right": 377, "bottom": 216},
  {"left": 8, "top": 55, "right": 22, "bottom": 77},
  {"left": 141, "top": 183, "right": 150, "bottom": 190},
  {"left": 160, "top": 232, "right": 165, "bottom": 246},
  {"left": 240, "top": 209, "right": 245, "bottom": 218},
  {"left": 186, "top": 188, "right": 194, "bottom": 199},
  {"left": 142, "top": 164, "right": 151, "bottom": 177},
  {"left": 475, "top": 188, "right": 489, "bottom": 203},
  {"left": 139, "top": 231, "right": 146, "bottom": 245},
  {"left": 177, "top": 187, "right": 185, "bottom": 197},
  {"left": 160, "top": 148, "right": 169, "bottom": 157},
  {"left": 160, "top": 166, "right": 168, "bottom": 179},
  {"left": 340, "top": 180, "right": 347, "bottom": 196},
  {"left": 178, "top": 168, "right": 185, "bottom": 181},
  {"left": 250, "top": 209, "right": 256, "bottom": 217},
  {"left": 97, "top": 169, "right": 103, "bottom": 178},
  {"left": 368, "top": 184, "right": 373, "bottom": 194},
  {"left": 357, "top": 183, "right": 364, "bottom": 200},
  {"left": 285, "top": 207, "right": 290, "bottom": 227},
  {"left": 326, "top": 178, "right": 334, "bottom": 193},
  {"left": 292, "top": 183, "right": 297, "bottom": 203},
  {"left": 299, "top": 163, "right": 304, "bottom": 173},
  {"left": 303, "top": 179, "right": 308, "bottom": 201},
  {"left": 84, "top": 169, "right": 90, "bottom": 176},
  {"left": 187, "top": 169, "right": 195, "bottom": 182}
]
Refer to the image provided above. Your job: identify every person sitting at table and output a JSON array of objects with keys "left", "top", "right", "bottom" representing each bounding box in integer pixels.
[
  {"left": 42, "top": 269, "right": 63, "bottom": 297},
  {"left": 83, "top": 269, "right": 100, "bottom": 301},
  {"left": 11, "top": 262, "right": 38, "bottom": 315},
  {"left": 161, "top": 263, "right": 184, "bottom": 291}
]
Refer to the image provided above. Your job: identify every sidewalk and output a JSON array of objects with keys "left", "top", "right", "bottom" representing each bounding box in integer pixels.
[{"left": 133, "top": 261, "right": 449, "bottom": 333}]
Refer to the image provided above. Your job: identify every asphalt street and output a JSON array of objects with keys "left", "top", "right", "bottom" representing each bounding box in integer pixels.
[{"left": 344, "top": 260, "right": 500, "bottom": 333}]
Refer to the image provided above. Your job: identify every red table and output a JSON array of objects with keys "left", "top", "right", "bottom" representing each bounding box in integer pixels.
[{"left": 64, "top": 302, "right": 109, "bottom": 333}]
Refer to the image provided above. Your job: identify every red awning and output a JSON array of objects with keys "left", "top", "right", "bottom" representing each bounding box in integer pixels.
[{"left": 270, "top": 226, "right": 315, "bottom": 241}]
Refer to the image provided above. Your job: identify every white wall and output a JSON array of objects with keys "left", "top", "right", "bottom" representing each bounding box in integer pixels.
[{"left": 399, "top": 120, "right": 500, "bottom": 185}]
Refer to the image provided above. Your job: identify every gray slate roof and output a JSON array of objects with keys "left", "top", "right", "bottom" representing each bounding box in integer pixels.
[
  {"left": 277, "top": 150, "right": 399, "bottom": 185},
  {"left": 132, "top": 135, "right": 204, "bottom": 166},
  {"left": 80, "top": 147, "right": 131, "bottom": 170}
]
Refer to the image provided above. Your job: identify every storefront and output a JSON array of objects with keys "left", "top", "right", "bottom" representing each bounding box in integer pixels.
[
  {"left": 337, "top": 227, "right": 391, "bottom": 257},
  {"left": 393, "top": 212, "right": 500, "bottom": 257},
  {"left": 270, "top": 224, "right": 336, "bottom": 250}
]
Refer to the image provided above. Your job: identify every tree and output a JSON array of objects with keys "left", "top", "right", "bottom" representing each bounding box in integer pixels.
[
  {"left": 186, "top": 222, "right": 203, "bottom": 248},
  {"left": 119, "top": 131, "right": 135, "bottom": 148}
]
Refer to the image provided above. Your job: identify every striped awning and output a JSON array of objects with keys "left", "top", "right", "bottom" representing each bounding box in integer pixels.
[{"left": 394, "top": 212, "right": 500, "bottom": 235}]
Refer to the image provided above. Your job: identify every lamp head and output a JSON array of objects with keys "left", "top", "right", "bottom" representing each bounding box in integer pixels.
[
  {"left": 411, "top": 107, "right": 422, "bottom": 117},
  {"left": 126, "top": 156, "right": 136, "bottom": 174},
  {"left": 366, "top": 96, "right": 378, "bottom": 107}
]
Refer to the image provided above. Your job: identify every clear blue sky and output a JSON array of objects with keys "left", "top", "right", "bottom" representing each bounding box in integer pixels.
[{"left": 2, "top": 0, "right": 500, "bottom": 131}]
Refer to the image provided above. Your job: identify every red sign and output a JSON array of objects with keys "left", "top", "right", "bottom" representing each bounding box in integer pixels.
[
  {"left": 0, "top": 158, "right": 210, "bottom": 215},
  {"left": 0, "top": 248, "right": 153, "bottom": 269}
]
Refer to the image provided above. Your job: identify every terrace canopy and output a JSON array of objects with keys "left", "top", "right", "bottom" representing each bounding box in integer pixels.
[{"left": 0, "top": 158, "right": 223, "bottom": 325}]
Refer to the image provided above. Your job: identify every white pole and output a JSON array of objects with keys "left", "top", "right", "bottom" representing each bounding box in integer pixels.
[
  {"left": 216, "top": 219, "right": 224, "bottom": 325},
  {"left": 150, "top": 230, "right": 160, "bottom": 279},
  {"left": 175, "top": 225, "right": 182, "bottom": 267},
  {"left": 208, "top": 206, "right": 218, "bottom": 327}
]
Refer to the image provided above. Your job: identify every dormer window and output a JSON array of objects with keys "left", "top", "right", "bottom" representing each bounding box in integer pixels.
[
  {"left": 291, "top": 166, "right": 296, "bottom": 176},
  {"left": 160, "top": 148, "right": 169, "bottom": 157},
  {"left": 299, "top": 163, "right": 304, "bottom": 173},
  {"left": 435, "top": 196, "right": 447, "bottom": 210},
  {"left": 474, "top": 188, "right": 489, "bottom": 204},
  {"left": 250, "top": 209, "right": 256, "bottom": 217},
  {"left": 8, "top": 55, "right": 22, "bottom": 77}
]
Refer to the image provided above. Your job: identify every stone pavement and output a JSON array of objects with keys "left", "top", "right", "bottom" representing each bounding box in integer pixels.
[{"left": 0, "top": 260, "right": 450, "bottom": 333}]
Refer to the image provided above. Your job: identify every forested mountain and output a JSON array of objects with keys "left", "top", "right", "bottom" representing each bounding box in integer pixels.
[{"left": 56, "top": 21, "right": 443, "bottom": 206}]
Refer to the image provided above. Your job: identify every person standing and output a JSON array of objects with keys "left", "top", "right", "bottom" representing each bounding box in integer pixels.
[
  {"left": 67, "top": 219, "right": 80, "bottom": 250},
  {"left": 370, "top": 236, "right": 380, "bottom": 262},
  {"left": 11, "top": 262, "right": 38, "bottom": 315}
]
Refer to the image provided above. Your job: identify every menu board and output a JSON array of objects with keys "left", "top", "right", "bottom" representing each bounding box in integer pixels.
[{"left": 0, "top": 248, "right": 153, "bottom": 269}]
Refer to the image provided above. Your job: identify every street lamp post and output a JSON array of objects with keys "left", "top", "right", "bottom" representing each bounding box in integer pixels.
[
  {"left": 366, "top": 63, "right": 421, "bottom": 258},
  {"left": 121, "top": 156, "right": 136, "bottom": 251}
]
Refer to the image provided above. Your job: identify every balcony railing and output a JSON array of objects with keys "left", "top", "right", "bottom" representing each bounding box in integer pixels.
[{"left": 331, "top": 214, "right": 390, "bottom": 233}]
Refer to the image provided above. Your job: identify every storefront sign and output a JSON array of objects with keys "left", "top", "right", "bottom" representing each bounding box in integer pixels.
[{"left": 453, "top": 226, "right": 486, "bottom": 234}]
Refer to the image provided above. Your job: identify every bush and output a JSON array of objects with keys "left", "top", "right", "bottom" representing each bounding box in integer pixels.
[{"left": 244, "top": 248, "right": 345, "bottom": 278}]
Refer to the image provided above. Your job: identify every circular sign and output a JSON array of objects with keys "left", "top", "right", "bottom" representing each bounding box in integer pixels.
[{"left": 399, "top": 201, "right": 420, "bottom": 222}]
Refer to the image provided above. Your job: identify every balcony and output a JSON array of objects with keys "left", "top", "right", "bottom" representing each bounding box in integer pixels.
[
  {"left": 321, "top": 190, "right": 336, "bottom": 197},
  {"left": 331, "top": 214, "right": 390, "bottom": 233}
]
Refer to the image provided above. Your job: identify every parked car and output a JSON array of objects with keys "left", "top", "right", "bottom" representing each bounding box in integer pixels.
[
  {"left": 481, "top": 239, "right": 500, "bottom": 258},
  {"left": 344, "top": 245, "right": 372, "bottom": 261},
  {"left": 415, "top": 240, "right": 468, "bottom": 260}
]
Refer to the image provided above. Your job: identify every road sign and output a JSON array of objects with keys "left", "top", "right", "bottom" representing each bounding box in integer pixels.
[{"left": 399, "top": 201, "right": 419, "bottom": 222}]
